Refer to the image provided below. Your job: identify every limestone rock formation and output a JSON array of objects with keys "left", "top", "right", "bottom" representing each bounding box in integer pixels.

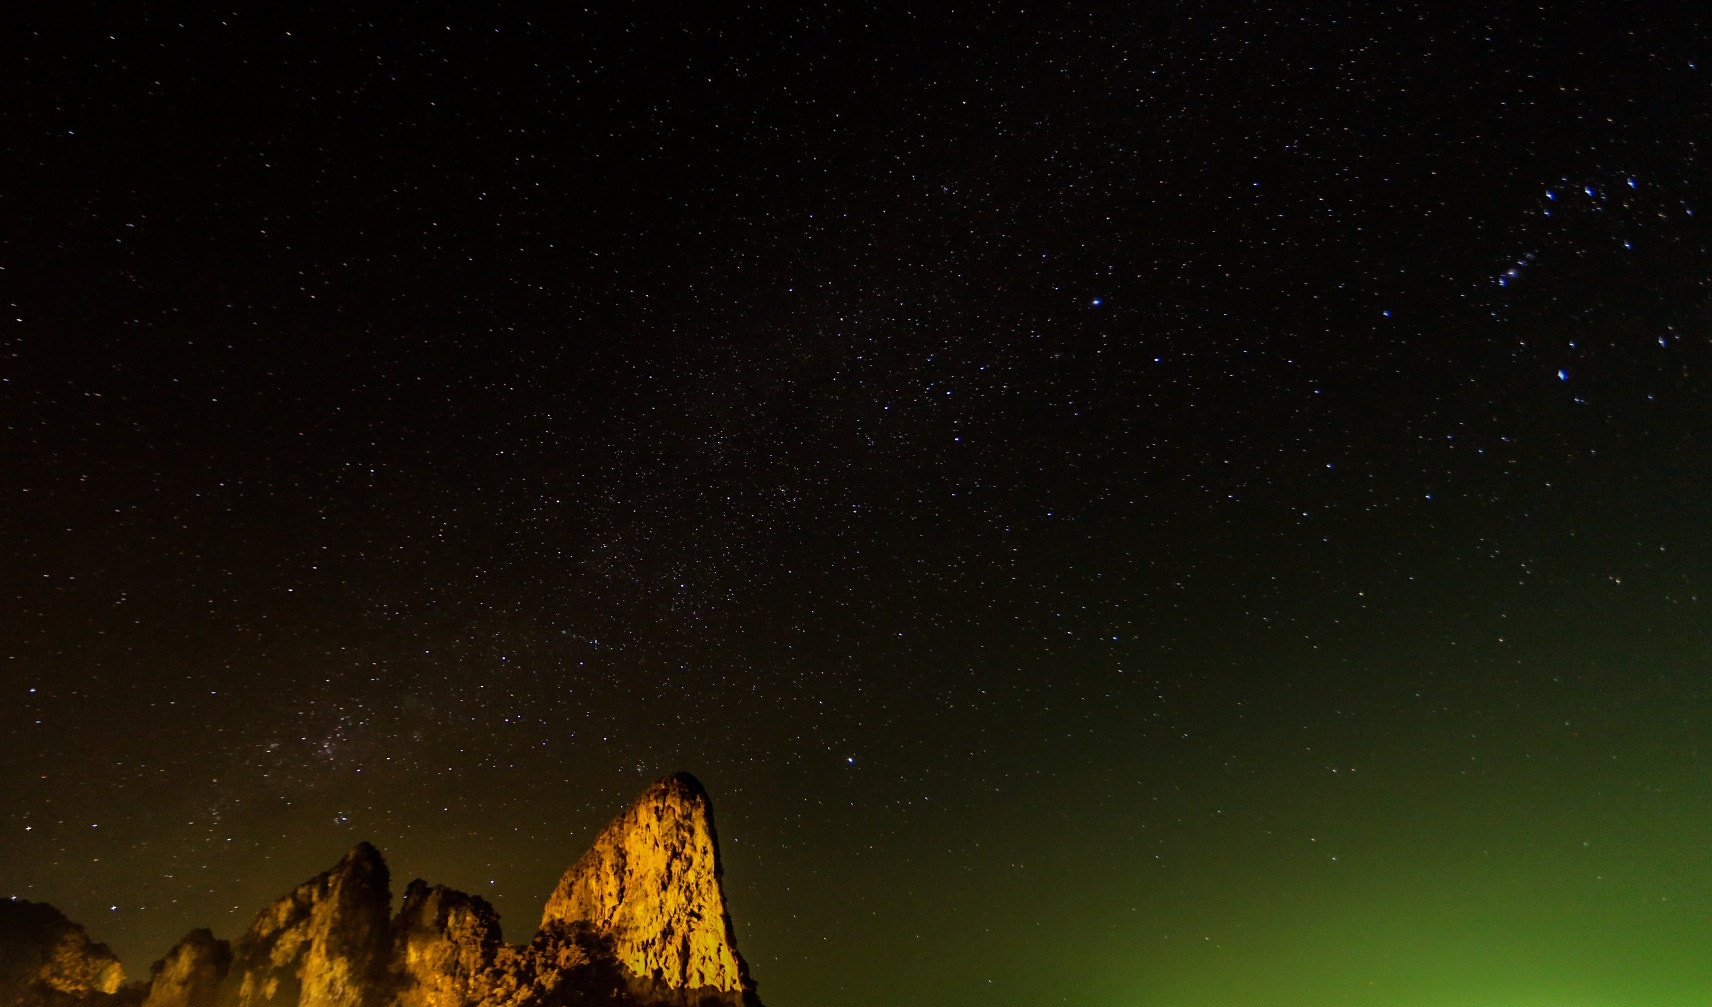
[
  {"left": 141, "top": 930, "right": 230, "bottom": 1007},
  {"left": 223, "top": 843, "right": 393, "bottom": 1007},
  {"left": 540, "top": 774, "right": 755, "bottom": 1006},
  {"left": 0, "top": 775, "right": 761, "bottom": 1007},
  {"left": 0, "top": 898, "right": 126, "bottom": 1002},
  {"left": 390, "top": 882, "right": 503, "bottom": 1007}
]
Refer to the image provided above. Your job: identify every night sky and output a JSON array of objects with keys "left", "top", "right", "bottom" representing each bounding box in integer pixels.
[{"left": 6, "top": 5, "right": 1712, "bottom": 1006}]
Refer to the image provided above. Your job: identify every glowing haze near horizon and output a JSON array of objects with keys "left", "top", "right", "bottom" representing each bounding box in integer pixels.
[{"left": 4, "top": 5, "right": 1711, "bottom": 1006}]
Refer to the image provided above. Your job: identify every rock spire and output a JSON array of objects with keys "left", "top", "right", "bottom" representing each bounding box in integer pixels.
[{"left": 540, "top": 773, "right": 755, "bottom": 1003}]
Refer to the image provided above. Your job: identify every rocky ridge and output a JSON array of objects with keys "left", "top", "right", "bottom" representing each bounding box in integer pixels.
[{"left": 2, "top": 774, "right": 760, "bottom": 1007}]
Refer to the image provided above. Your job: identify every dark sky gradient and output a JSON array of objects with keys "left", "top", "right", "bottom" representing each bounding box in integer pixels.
[{"left": 5, "top": 5, "right": 1712, "bottom": 1006}]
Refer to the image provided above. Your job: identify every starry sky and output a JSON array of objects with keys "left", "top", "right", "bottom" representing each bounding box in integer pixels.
[{"left": 5, "top": 4, "right": 1712, "bottom": 1006}]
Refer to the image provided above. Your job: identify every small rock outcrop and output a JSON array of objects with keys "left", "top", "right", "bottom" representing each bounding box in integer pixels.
[
  {"left": 0, "top": 898, "right": 126, "bottom": 1002},
  {"left": 0, "top": 775, "right": 762, "bottom": 1007},
  {"left": 390, "top": 882, "right": 503, "bottom": 1007},
  {"left": 540, "top": 774, "right": 755, "bottom": 1005},
  {"left": 141, "top": 930, "right": 230, "bottom": 1007}
]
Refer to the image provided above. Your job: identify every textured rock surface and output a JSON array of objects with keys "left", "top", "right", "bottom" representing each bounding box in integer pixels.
[
  {"left": 1, "top": 775, "right": 761, "bottom": 1007},
  {"left": 224, "top": 843, "right": 393, "bottom": 1007},
  {"left": 141, "top": 930, "right": 231, "bottom": 1007},
  {"left": 0, "top": 897, "right": 126, "bottom": 1001},
  {"left": 461, "top": 926, "right": 619, "bottom": 1007},
  {"left": 540, "top": 774, "right": 754, "bottom": 1004},
  {"left": 390, "top": 882, "right": 503, "bottom": 1007}
]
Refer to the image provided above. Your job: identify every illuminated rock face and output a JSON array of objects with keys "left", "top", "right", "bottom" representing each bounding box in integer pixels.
[
  {"left": 226, "top": 843, "right": 394, "bottom": 1007},
  {"left": 142, "top": 930, "right": 231, "bottom": 1007},
  {"left": 389, "top": 882, "right": 504, "bottom": 1007},
  {"left": 1, "top": 775, "right": 761, "bottom": 1007},
  {"left": 540, "top": 774, "right": 754, "bottom": 1003},
  {"left": 0, "top": 898, "right": 126, "bottom": 999}
]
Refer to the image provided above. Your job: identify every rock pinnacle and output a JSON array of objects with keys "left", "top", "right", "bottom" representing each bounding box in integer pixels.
[{"left": 539, "top": 773, "right": 755, "bottom": 1001}]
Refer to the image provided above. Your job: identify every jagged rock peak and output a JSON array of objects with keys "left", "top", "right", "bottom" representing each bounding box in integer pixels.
[
  {"left": 540, "top": 773, "right": 755, "bottom": 1001},
  {"left": 226, "top": 841, "right": 393, "bottom": 1007},
  {"left": 336, "top": 843, "right": 388, "bottom": 882}
]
